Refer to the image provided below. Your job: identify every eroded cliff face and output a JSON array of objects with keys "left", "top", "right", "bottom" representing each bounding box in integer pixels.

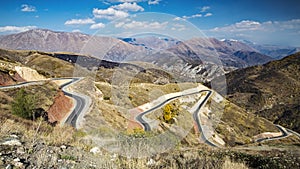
[
  {"left": 14, "top": 66, "right": 45, "bottom": 81},
  {"left": 47, "top": 91, "right": 73, "bottom": 123},
  {"left": 0, "top": 60, "right": 25, "bottom": 86},
  {"left": 0, "top": 71, "right": 25, "bottom": 86}
]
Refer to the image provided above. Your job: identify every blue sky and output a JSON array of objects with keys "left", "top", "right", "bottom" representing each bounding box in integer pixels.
[{"left": 0, "top": 0, "right": 300, "bottom": 46}]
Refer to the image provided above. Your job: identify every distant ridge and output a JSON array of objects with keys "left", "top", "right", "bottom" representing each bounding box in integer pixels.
[
  {"left": 0, "top": 29, "right": 283, "bottom": 82},
  {"left": 224, "top": 52, "right": 300, "bottom": 132}
]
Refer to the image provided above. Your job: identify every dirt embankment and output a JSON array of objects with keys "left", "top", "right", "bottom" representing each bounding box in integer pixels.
[
  {"left": 14, "top": 66, "right": 45, "bottom": 81},
  {"left": 0, "top": 71, "right": 25, "bottom": 86},
  {"left": 47, "top": 91, "right": 73, "bottom": 123}
]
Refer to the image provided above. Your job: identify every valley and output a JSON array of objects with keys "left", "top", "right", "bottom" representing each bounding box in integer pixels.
[
  {"left": 0, "top": 30, "right": 299, "bottom": 168},
  {"left": 1, "top": 0, "right": 300, "bottom": 167}
]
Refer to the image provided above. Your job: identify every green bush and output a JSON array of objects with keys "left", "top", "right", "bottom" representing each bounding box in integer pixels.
[{"left": 11, "top": 88, "right": 37, "bottom": 120}]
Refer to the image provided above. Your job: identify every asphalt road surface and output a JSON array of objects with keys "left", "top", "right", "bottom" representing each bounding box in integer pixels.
[
  {"left": 135, "top": 89, "right": 219, "bottom": 147},
  {"left": 0, "top": 77, "right": 88, "bottom": 128},
  {"left": 136, "top": 90, "right": 210, "bottom": 131},
  {"left": 256, "top": 125, "right": 289, "bottom": 142}
]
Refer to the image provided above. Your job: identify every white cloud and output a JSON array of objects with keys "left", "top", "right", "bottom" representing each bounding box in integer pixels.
[
  {"left": 204, "top": 13, "right": 212, "bottom": 17},
  {"left": 65, "top": 18, "right": 95, "bottom": 25},
  {"left": 200, "top": 6, "right": 210, "bottom": 12},
  {"left": 173, "top": 6, "right": 211, "bottom": 21},
  {"left": 112, "top": 2, "right": 144, "bottom": 12},
  {"left": 173, "top": 17, "right": 183, "bottom": 21},
  {"left": 72, "top": 29, "right": 81, "bottom": 33},
  {"left": 211, "top": 20, "right": 263, "bottom": 32},
  {"left": 148, "top": 0, "right": 161, "bottom": 5},
  {"left": 119, "top": 20, "right": 168, "bottom": 29},
  {"left": 93, "top": 8, "right": 129, "bottom": 20},
  {"left": 90, "top": 23, "right": 106, "bottom": 29},
  {"left": 171, "top": 24, "right": 186, "bottom": 31},
  {"left": 176, "top": 13, "right": 202, "bottom": 21},
  {"left": 207, "top": 19, "right": 300, "bottom": 46},
  {"left": 21, "top": 4, "right": 36, "bottom": 12},
  {"left": 185, "top": 14, "right": 202, "bottom": 19},
  {"left": 275, "top": 19, "right": 300, "bottom": 30},
  {"left": 115, "top": 22, "right": 125, "bottom": 28},
  {"left": 0, "top": 26, "right": 37, "bottom": 33},
  {"left": 236, "top": 20, "right": 261, "bottom": 29}
]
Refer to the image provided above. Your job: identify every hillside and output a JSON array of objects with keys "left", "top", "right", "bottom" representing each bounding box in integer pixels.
[
  {"left": 0, "top": 29, "right": 146, "bottom": 62},
  {"left": 224, "top": 52, "right": 300, "bottom": 132},
  {"left": 0, "top": 29, "right": 89, "bottom": 53},
  {"left": 0, "top": 48, "right": 295, "bottom": 145},
  {"left": 0, "top": 58, "right": 25, "bottom": 85},
  {"left": 0, "top": 29, "right": 278, "bottom": 83},
  {"left": 0, "top": 49, "right": 75, "bottom": 78},
  {"left": 0, "top": 48, "right": 299, "bottom": 168}
]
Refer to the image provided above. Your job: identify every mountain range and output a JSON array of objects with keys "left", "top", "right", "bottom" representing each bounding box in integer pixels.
[
  {"left": 0, "top": 29, "right": 299, "bottom": 84},
  {"left": 241, "top": 40, "right": 300, "bottom": 59}
]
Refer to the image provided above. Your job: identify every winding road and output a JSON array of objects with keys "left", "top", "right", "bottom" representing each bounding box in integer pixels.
[
  {"left": 192, "top": 90, "right": 219, "bottom": 147},
  {"left": 135, "top": 88, "right": 219, "bottom": 146},
  {"left": 2, "top": 78, "right": 299, "bottom": 145},
  {"left": 0, "top": 77, "right": 89, "bottom": 128},
  {"left": 134, "top": 88, "right": 300, "bottom": 147},
  {"left": 256, "top": 125, "right": 290, "bottom": 143},
  {"left": 59, "top": 78, "right": 89, "bottom": 128},
  {"left": 135, "top": 90, "right": 207, "bottom": 131}
]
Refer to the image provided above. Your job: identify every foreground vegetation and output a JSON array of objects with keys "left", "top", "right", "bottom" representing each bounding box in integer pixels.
[{"left": 0, "top": 116, "right": 299, "bottom": 168}]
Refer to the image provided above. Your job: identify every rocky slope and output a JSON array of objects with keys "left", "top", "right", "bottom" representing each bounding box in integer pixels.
[
  {"left": 134, "top": 37, "right": 273, "bottom": 83},
  {"left": 223, "top": 52, "right": 300, "bottom": 132},
  {"left": 47, "top": 91, "right": 73, "bottom": 123},
  {"left": 14, "top": 66, "right": 46, "bottom": 81},
  {"left": 0, "top": 48, "right": 174, "bottom": 85},
  {"left": 168, "top": 38, "right": 273, "bottom": 68},
  {"left": 1, "top": 128, "right": 299, "bottom": 169},
  {"left": 0, "top": 29, "right": 146, "bottom": 62},
  {"left": 0, "top": 29, "right": 278, "bottom": 83},
  {"left": 0, "top": 55, "right": 25, "bottom": 85},
  {"left": 0, "top": 71, "right": 24, "bottom": 86},
  {"left": 232, "top": 51, "right": 273, "bottom": 67},
  {"left": 0, "top": 29, "right": 89, "bottom": 53},
  {"left": 0, "top": 51, "right": 74, "bottom": 125}
]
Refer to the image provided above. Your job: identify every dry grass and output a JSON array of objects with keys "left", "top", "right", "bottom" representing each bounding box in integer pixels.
[
  {"left": 26, "top": 54, "right": 74, "bottom": 78},
  {"left": 0, "top": 118, "right": 75, "bottom": 146},
  {"left": 0, "top": 119, "right": 28, "bottom": 138},
  {"left": 222, "top": 157, "right": 249, "bottom": 169},
  {"left": 95, "top": 82, "right": 198, "bottom": 107},
  {"left": 42, "top": 125, "right": 75, "bottom": 146},
  {"left": 215, "top": 99, "right": 278, "bottom": 146},
  {"left": 0, "top": 82, "right": 58, "bottom": 114}
]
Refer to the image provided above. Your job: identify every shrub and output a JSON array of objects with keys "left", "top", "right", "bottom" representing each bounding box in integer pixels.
[
  {"left": 162, "top": 102, "right": 179, "bottom": 123},
  {"left": 11, "top": 88, "right": 38, "bottom": 120}
]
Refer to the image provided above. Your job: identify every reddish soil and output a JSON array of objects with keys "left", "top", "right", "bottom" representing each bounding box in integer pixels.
[
  {"left": 12, "top": 72, "right": 25, "bottom": 82},
  {"left": 193, "top": 121, "right": 200, "bottom": 135},
  {"left": 0, "top": 71, "right": 25, "bottom": 86},
  {"left": 127, "top": 108, "right": 143, "bottom": 130},
  {"left": 47, "top": 91, "right": 73, "bottom": 123}
]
